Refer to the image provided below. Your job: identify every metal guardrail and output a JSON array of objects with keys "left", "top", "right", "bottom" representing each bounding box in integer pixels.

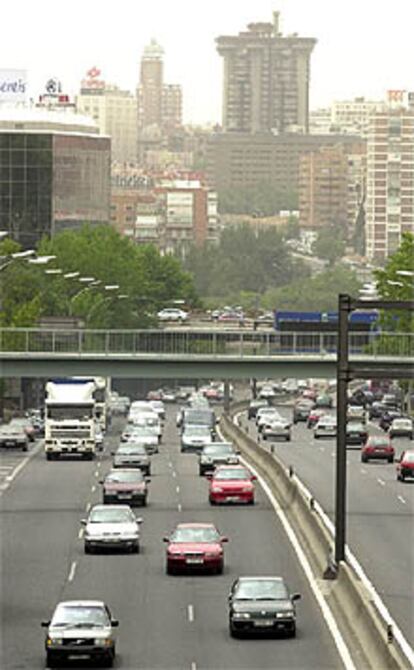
[{"left": 0, "top": 328, "right": 413, "bottom": 358}]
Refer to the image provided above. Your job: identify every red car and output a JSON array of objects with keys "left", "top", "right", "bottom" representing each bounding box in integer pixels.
[
  {"left": 164, "top": 522, "right": 228, "bottom": 574},
  {"left": 396, "top": 450, "right": 414, "bottom": 482},
  {"left": 208, "top": 465, "right": 256, "bottom": 505},
  {"left": 361, "top": 436, "right": 395, "bottom": 463}
]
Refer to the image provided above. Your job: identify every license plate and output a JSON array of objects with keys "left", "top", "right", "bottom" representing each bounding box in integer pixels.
[
  {"left": 118, "top": 494, "right": 132, "bottom": 499},
  {"left": 254, "top": 620, "right": 274, "bottom": 627},
  {"left": 5, "top": 441, "right": 15, "bottom": 446},
  {"left": 186, "top": 558, "right": 203, "bottom": 564},
  {"left": 226, "top": 496, "right": 241, "bottom": 502}
]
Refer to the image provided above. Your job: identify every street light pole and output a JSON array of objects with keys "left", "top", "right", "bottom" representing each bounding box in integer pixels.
[{"left": 335, "top": 294, "right": 350, "bottom": 565}]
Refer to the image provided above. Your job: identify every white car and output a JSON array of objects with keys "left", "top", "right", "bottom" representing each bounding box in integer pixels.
[
  {"left": 121, "top": 426, "right": 159, "bottom": 454},
  {"left": 389, "top": 418, "right": 413, "bottom": 440},
  {"left": 41, "top": 600, "right": 119, "bottom": 667},
  {"left": 157, "top": 308, "right": 188, "bottom": 322},
  {"left": 262, "top": 419, "right": 291, "bottom": 441},
  {"left": 258, "top": 385, "right": 276, "bottom": 400},
  {"left": 148, "top": 400, "right": 166, "bottom": 420},
  {"left": 256, "top": 407, "right": 282, "bottom": 432},
  {"left": 314, "top": 418, "right": 337, "bottom": 439},
  {"left": 82, "top": 504, "right": 142, "bottom": 553}
]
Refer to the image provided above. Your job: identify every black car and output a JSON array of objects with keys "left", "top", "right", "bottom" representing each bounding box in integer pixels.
[
  {"left": 198, "top": 442, "right": 239, "bottom": 476},
  {"left": 228, "top": 576, "right": 300, "bottom": 638},
  {"left": 346, "top": 422, "right": 368, "bottom": 446},
  {"left": 368, "top": 402, "right": 387, "bottom": 420},
  {"left": 292, "top": 400, "right": 314, "bottom": 424}
]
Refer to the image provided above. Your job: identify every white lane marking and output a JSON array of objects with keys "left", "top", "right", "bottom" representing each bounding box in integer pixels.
[
  {"left": 91, "top": 485, "right": 96, "bottom": 493},
  {"left": 0, "top": 466, "right": 13, "bottom": 472},
  {"left": 5, "top": 454, "right": 32, "bottom": 481},
  {"left": 319, "top": 447, "right": 325, "bottom": 452},
  {"left": 190, "top": 663, "right": 197, "bottom": 670},
  {"left": 68, "top": 561, "right": 77, "bottom": 582},
  {"left": 377, "top": 478, "right": 385, "bottom": 486},
  {"left": 188, "top": 605, "right": 195, "bottom": 622},
  {"left": 85, "top": 502, "right": 91, "bottom": 512},
  {"left": 94, "top": 470, "right": 99, "bottom": 477},
  {"left": 178, "top": 503, "right": 182, "bottom": 512},
  {"left": 172, "top": 471, "right": 177, "bottom": 478},
  {"left": 239, "top": 456, "right": 357, "bottom": 670},
  {"left": 78, "top": 528, "right": 84, "bottom": 539},
  {"left": 360, "top": 469, "right": 367, "bottom": 475},
  {"left": 176, "top": 486, "right": 180, "bottom": 494},
  {"left": 398, "top": 495, "right": 406, "bottom": 505}
]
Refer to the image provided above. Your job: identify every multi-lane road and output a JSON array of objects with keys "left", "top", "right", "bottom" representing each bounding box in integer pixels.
[
  {"left": 0, "top": 409, "right": 346, "bottom": 670},
  {"left": 238, "top": 404, "right": 414, "bottom": 647}
]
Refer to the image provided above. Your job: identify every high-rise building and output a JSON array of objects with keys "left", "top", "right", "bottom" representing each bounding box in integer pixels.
[
  {"left": 77, "top": 67, "right": 137, "bottom": 164},
  {"left": 366, "top": 94, "right": 414, "bottom": 260},
  {"left": 216, "top": 12, "right": 316, "bottom": 134},
  {"left": 136, "top": 40, "right": 183, "bottom": 161},
  {"left": 299, "top": 145, "right": 349, "bottom": 233}
]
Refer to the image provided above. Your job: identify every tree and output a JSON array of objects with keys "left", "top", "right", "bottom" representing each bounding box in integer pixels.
[
  {"left": 0, "top": 225, "right": 199, "bottom": 329},
  {"left": 373, "top": 232, "right": 414, "bottom": 333},
  {"left": 313, "top": 226, "right": 346, "bottom": 266}
]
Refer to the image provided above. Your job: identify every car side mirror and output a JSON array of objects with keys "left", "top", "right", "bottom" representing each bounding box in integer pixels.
[
  {"left": 251, "top": 475, "right": 257, "bottom": 481},
  {"left": 292, "top": 593, "right": 301, "bottom": 602},
  {"left": 111, "top": 619, "right": 119, "bottom": 627},
  {"left": 145, "top": 477, "right": 151, "bottom": 483},
  {"left": 41, "top": 620, "right": 50, "bottom": 627},
  {"left": 110, "top": 450, "right": 116, "bottom": 455},
  {"left": 206, "top": 474, "right": 213, "bottom": 480},
  {"left": 236, "top": 449, "right": 241, "bottom": 455},
  {"left": 136, "top": 517, "right": 143, "bottom": 524},
  {"left": 221, "top": 536, "right": 229, "bottom": 543},
  {"left": 227, "top": 595, "right": 233, "bottom": 603},
  {"left": 163, "top": 536, "right": 169, "bottom": 542},
  {"left": 98, "top": 479, "right": 104, "bottom": 485}
]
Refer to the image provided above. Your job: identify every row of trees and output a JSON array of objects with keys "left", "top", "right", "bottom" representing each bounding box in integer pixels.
[
  {"left": 183, "top": 224, "right": 310, "bottom": 298},
  {"left": 0, "top": 225, "right": 198, "bottom": 329}
]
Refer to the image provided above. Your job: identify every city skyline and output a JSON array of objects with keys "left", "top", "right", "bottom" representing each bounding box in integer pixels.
[{"left": 3, "top": 0, "right": 414, "bottom": 124}]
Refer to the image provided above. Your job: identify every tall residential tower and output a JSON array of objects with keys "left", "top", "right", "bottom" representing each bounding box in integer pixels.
[{"left": 216, "top": 12, "right": 316, "bottom": 134}]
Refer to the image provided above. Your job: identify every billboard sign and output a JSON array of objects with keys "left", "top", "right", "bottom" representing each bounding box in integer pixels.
[{"left": 0, "top": 69, "right": 28, "bottom": 103}]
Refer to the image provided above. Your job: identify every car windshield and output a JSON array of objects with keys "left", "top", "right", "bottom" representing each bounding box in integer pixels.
[
  {"left": 368, "top": 437, "right": 389, "bottom": 446},
  {"left": 89, "top": 508, "right": 134, "bottom": 523},
  {"left": 214, "top": 468, "right": 250, "bottom": 481},
  {"left": 235, "top": 579, "right": 289, "bottom": 600},
  {"left": 106, "top": 471, "right": 144, "bottom": 483},
  {"left": 184, "top": 426, "right": 211, "bottom": 436},
  {"left": 203, "top": 445, "right": 234, "bottom": 455},
  {"left": 117, "top": 444, "right": 147, "bottom": 454},
  {"left": 171, "top": 527, "right": 220, "bottom": 543},
  {"left": 403, "top": 453, "right": 414, "bottom": 463},
  {"left": 52, "top": 605, "right": 109, "bottom": 628},
  {"left": 347, "top": 422, "right": 364, "bottom": 431},
  {"left": 393, "top": 419, "right": 411, "bottom": 427}
]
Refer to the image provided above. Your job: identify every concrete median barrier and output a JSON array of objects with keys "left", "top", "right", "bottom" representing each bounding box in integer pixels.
[{"left": 220, "top": 404, "right": 413, "bottom": 670}]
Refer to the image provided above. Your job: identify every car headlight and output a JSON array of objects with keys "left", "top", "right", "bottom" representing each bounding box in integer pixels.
[
  {"left": 241, "top": 486, "right": 252, "bottom": 492},
  {"left": 94, "top": 637, "right": 113, "bottom": 647},
  {"left": 47, "top": 636, "right": 63, "bottom": 646},
  {"left": 211, "top": 486, "right": 223, "bottom": 493},
  {"left": 277, "top": 611, "right": 295, "bottom": 618},
  {"left": 233, "top": 612, "right": 251, "bottom": 619},
  {"left": 205, "top": 551, "right": 221, "bottom": 557},
  {"left": 123, "top": 533, "right": 139, "bottom": 540}
]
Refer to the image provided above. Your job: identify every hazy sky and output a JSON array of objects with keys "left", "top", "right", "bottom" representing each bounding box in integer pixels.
[{"left": 3, "top": 0, "right": 414, "bottom": 124}]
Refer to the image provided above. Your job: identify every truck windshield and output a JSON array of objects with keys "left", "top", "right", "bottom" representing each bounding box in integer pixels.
[{"left": 47, "top": 406, "right": 94, "bottom": 420}]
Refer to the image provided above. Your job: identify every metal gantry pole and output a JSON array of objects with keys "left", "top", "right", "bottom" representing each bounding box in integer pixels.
[{"left": 335, "top": 293, "right": 350, "bottom": 565}]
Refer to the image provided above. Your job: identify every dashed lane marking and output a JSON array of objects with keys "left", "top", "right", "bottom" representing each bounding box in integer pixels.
[
  {"left": 398, "top": 495, "right": 406, "bottom": 505},
  {"left": 68, "top": 561, "right": 77, "bottom": 582},
  {"left": 377, "top": 478, "right": 385, "bottom": 486},
  {"left": 188, "top": 605, "right": 195, "bottom": 622}
]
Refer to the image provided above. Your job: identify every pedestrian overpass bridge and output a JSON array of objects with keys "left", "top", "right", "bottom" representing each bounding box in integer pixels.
[{"left": 0, "top": 327, "right": 412, "bottom": 379}]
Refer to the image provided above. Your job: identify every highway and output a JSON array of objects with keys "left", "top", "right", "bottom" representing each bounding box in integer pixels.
[
  {"left": 0, "top": 409, "right": 344, "bottom": 670},
  {"left": 237, "top": 404, "right": 414, "bottom": 647}
]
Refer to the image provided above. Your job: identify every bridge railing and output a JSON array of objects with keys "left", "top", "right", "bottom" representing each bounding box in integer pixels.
[{"left": 0, "top": 328, "right": 413, "bottom": 358}]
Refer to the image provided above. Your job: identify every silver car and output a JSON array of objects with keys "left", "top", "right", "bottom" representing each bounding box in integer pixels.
[
  {"left": 262, "top": 419, "right": 291, "bottom": 441},
  {"left": 121, "top": 426, "right": 159, "bottom": 454},
  {"left": 181, "top": 424, "right": 213, "bottom": 452},
  {"left": 112, "top": 443, "right": 151, "bottom": 474},
  {"left": 41, "top": 600, "right": 118, "bottom": 667},
  {"left": 0, "top": 424, "right": 29, "bottom": 451},
  {"left": 199, "top": 442, "right": 240, "bottom": 475},
  {"left": 82, "top": 504, "right": 142, "bottom": 553}
]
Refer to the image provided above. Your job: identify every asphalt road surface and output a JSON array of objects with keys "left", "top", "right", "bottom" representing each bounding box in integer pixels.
[
  {"left": 238, "top": 404, "right": 414, "bottom": 647},
  {"left": 1, "top": 408, "right": 344, "bottom": 670}
]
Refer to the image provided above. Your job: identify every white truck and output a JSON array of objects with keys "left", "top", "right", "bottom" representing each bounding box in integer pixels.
[{"left": 44, "top": 379, "right": 96, "bottom": 460}]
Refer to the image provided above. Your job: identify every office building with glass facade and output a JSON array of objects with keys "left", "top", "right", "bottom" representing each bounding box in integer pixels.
[{"left": 0, "top": 109, "right": 111, "bottom": 248}]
